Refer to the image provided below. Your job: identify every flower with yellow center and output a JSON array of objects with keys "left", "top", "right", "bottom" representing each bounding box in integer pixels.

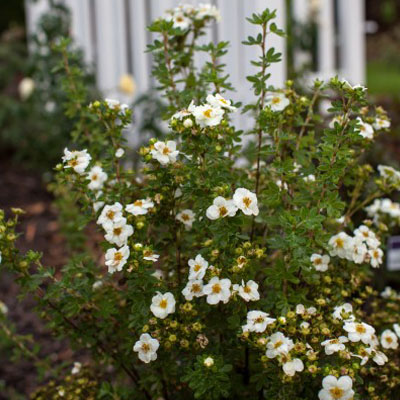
[
  {"left": 206, "top": 196, "right": 238, "bottom": 220},
  {"left": 318, "top": 375, "right": 354, "bottom": 400},
  {"left": 105, "top": 245, "right": 130, "bottom": 274},
  {"left": 126, "top": 198, "right": 154, "bottom": 216},
  {"left": 133, "top": 333, "right": 159, "bottom": 363},
  {"left": 150, "top": 292, "right": 176, "bottom": 319},
  {"left": 203, "top": 277, "right": 231, "bottom": 305}
]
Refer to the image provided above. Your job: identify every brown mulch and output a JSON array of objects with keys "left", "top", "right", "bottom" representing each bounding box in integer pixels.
[{"left": 0, "top": 157, "right": 72, "bottom": 399}]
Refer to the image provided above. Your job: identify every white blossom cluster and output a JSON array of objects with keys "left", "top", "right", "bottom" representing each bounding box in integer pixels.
[
  {"left": 171, "top": 94, "right": 236, "bottom": 128},
  {"left": 328, "top": 225, "right": 383, "bottom": 268},
  {"left": 163, "top": 3, "right": 221, "bottom": 31},
  {"left": 365, "top": 198, "right": 400, "bottom": 226},
  {"left": 329, "top": 111, "right": 390, "bottom": 141},
  {"left": 206, "top": 188, "right": 259, "bottom": 219}
]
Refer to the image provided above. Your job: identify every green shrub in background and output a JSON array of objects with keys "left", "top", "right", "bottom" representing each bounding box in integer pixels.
[
  {"left": 1, "top": 4, "right": 400, "bottom": 400},
  {"left": 0, "top": 0, "right": 96, "bottom": 172}
]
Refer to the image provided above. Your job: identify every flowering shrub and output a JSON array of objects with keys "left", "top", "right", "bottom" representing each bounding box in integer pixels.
[{"left": 1, "top": 4, "right": 400, "bottom": 400}]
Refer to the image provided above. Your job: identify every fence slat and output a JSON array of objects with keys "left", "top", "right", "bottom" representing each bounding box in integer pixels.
[
  {"left": 317, "top": 0, "right": 335, "bottom": 79},
  {"left": 93, "top": 0, "right": 128, "bottom": 93},
  {"left": 128, "top": 0, "right": 151, "bottom": 94},
  {"left": 67, "top": 0, "right": 94, "bottom": 66},
  {"left": 338, "top": 0, "right": 366, "bottom": 84}
]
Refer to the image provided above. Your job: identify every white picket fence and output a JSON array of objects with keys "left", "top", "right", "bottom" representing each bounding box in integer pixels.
[{"left": 25, "top": 0, "right": 366, "bottom": 113}]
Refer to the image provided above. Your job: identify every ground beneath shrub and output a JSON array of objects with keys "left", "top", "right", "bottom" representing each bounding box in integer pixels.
[{"left": 0, "top": 157, "right": 73, "bottom": 399}]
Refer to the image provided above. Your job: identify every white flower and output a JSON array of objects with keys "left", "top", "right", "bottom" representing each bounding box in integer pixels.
[
  {"left": 206, "top": 94, "right": 236, "bottom": 111},
  {"left": 242, "top": 310, "right": 276, "bottom": 333},
  {"left": 276, "top": 180, "right": 288, "bottom": 191},
  {"left": 368, "top": 248, "right": 383, "bottom": 268},
  {"left": 328, "top": 232, "right": 353, "bottom": 259},
  {"left": 151, "top": 141, "right": 179, "bottom": 165},
  {"left": 195, "top": 4, "right": 221, "bottom": 21},
  {"left": 183, "top": 118, "right": 193, "bottom": 128},
  {"left": 369, "top": 348, "right": 388, "bottom": 365},
  {"left": 115, "top": 148, "right": 125, "bottom": 158},
  {"left": 150, "top": 292, "right": 176, "bottom": 319},
  {"left": 310, "top": 254, "right": 330, "bottom": 272},
  {"left": 62, "top": 148, "right": 91, "bottom": 174},
  {"left": 182, "top": 280, "right": 204, "bottom": 301},
  {"left": 266, "top": 332, "right": 294, "bottom": 358},
  {"left": 329, "top": 115, "right": 345, "bottom": 129},
  {"left": 233, "top": 188, "right": 259, "bottom": 216},
  {"left": 133, "top": 333, "right": 159, "bottom": 363},
  {"left": 300, "top": 321, "right": 310, "bottom": 329},
  {"left": 233, "top": 280, "right": 260, "bottom": 302},
  {"left": 307, "top": 307, "right": 317, "bottom": 315},
  {"left": 143, "top": 249, "right": 159, "bottom": 262},
  {"left": 172, "top": 12, "right": 191, "bottom": 30},
  {"left": 188, "top": 254, "right": 209, "bottom": 280},
  {"left": 373, "top": 117, "right": 390, "bottom": 130},
  {"left": 105, "top": 245, "right": 130, "bottom": 274},
  {"left": 105, "top": 98, "right": 129, "bottom": 113},
  {"left": 97, "top": 203, "right": 124, "bottom": 229},
  {"left": 282, "top": 358, "right": 304, "bottom": 376},
  {"left": 394, "top": 323, "right": 400, "bottom": 338},
  {"left": 349, "top": 236, "right": 368, "bottom": 264},
  {"left": 206, "top": 196, "right": 237, "bottom": 220},
  {"left": 126, "top": 198, "right": 154, "bottom": 216},
  {"left": 87, "top": 166, "right": 108, "bottom": 191},
  {"left": 321, "top": 336, "right": 349, "bottom": 355},
  {"left": 104, "top": 218, "right": 134, "bottom": 247},
  {"left": 378, "top": 165, "right": 400, "bottom": 185},
  {"left": 332, "top": 303, "right": 354, "bottom": 321},
  {"left": 381, "top": 329, "right": 399, "bottom": 349},
  {"left": 356, "top": 117, "right": 374, "bottom": 139},
  {"left": 303, "top": 174, "right": 316, "bottom": 183},
  {"left": 343, "top": 321, "right": 375, "bottom": 344},
  {"left": 265, "top": 93, "right": 290, "bottom": 112},
  {"left": 92, "top": 280, "right": 103, "bottom": 290},
  {"left": 296, "top": 304, "right": 306, "bottom": 315},
  {"left": 176, "top": 209, "right": 196, "bottom": 228},
  {"left": 71, "top": 362, "right": 82, "bottom": 375},
  {"left": 171, "top": 103, "right": 194, "bottom": 120},
  {"left": 192, "top": 104, "right": 224, "bottom": 127},
  {"left": 318, "top": 375, "right": 354, "bottom": 400},
  {"left": 18, "top": 77, "right": 35, "bottom": 100},
  {"left": 203, "top": 356, "right": 214, "bottom": 367},
  {"left": 0, "top": 301, "right": 8, "bottom": 315},
  {"left": 203, "top": 277, "right": 231, "bottom": 305},
  {"left": 353, "top": 225, "right": 380, "bottom": 248}
]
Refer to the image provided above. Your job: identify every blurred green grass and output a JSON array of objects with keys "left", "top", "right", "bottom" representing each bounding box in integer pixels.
[{"left": 367, "top": 60, "right": 400, "bottom": 95}]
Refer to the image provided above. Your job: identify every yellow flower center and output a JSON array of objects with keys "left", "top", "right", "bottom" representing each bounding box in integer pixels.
[
  {"left": 203, "top": 109, "right": 213, "bottom": 118},
  {"left": 162, "top": 147, "right": 170, "bottom": 155},
  {"left": 212, "top": 283, "right": 221, "bottom": 294},
  {"left": 242, "top": 197, "right": 252, "bottom": 207},
  {"left": 314, "top": 258, "right": 322, "bottom": 265},
  {"left": 92, "top": 174, "right": 98, "bottom": 180},
  {"left": 114, "top": 252, "right": 123, "bottom": 261},
  {"left": 219, "top": 206, "right": 228, "bottom": 216},
  {"left": 113, "top": 227, "right": 122, "bottom": 236},
  {"left": 386, "top": 336, "right": 393, "bottom": 344},
  {"left": 272, "top": 97, "right": 281, "bottom": 104},
  {"left": 335, "top": 238, "right": 344, "bottom": 248},
  {"left": 191, "top": 284, "right": 201, "bottom": 293},
  {"left": 141, "top": 343, "right": 150, "bottom": 352},
  {"left": 69, "top": 159, "right": 78, "bottom": 167},
  {"left": 255, "top": 317, "right": 264, "bottom": 324},
  {"left": 134, "top": 200, "right": 143, "bottom": 207},
  {"left": 181, "top": 213, "right": 190, "bottom": 221},
  {"left": 106, "top": 210, "right": 115, "bottom": 220},
  {"left": 356, "top": 324, "right": 366, "bottom": 334},
  {"left": 329, "top": 387, "right": 344, "bottom": 399},
  {"left": 274, "top": 340, "right": 283, "bottom": 349},
  {"left": 194, "top": 264, "right": 202, "bottom": 272},
  {"left": 159, "top": 299, "right": 168, "bottom": 309},
  {"left": 243, "top": 286, "right": 251, "bottom": 294}
]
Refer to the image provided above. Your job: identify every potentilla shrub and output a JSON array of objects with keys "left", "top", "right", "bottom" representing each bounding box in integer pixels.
[{"left": 1, "top": 4, "right": 400, "bottom": 400}]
